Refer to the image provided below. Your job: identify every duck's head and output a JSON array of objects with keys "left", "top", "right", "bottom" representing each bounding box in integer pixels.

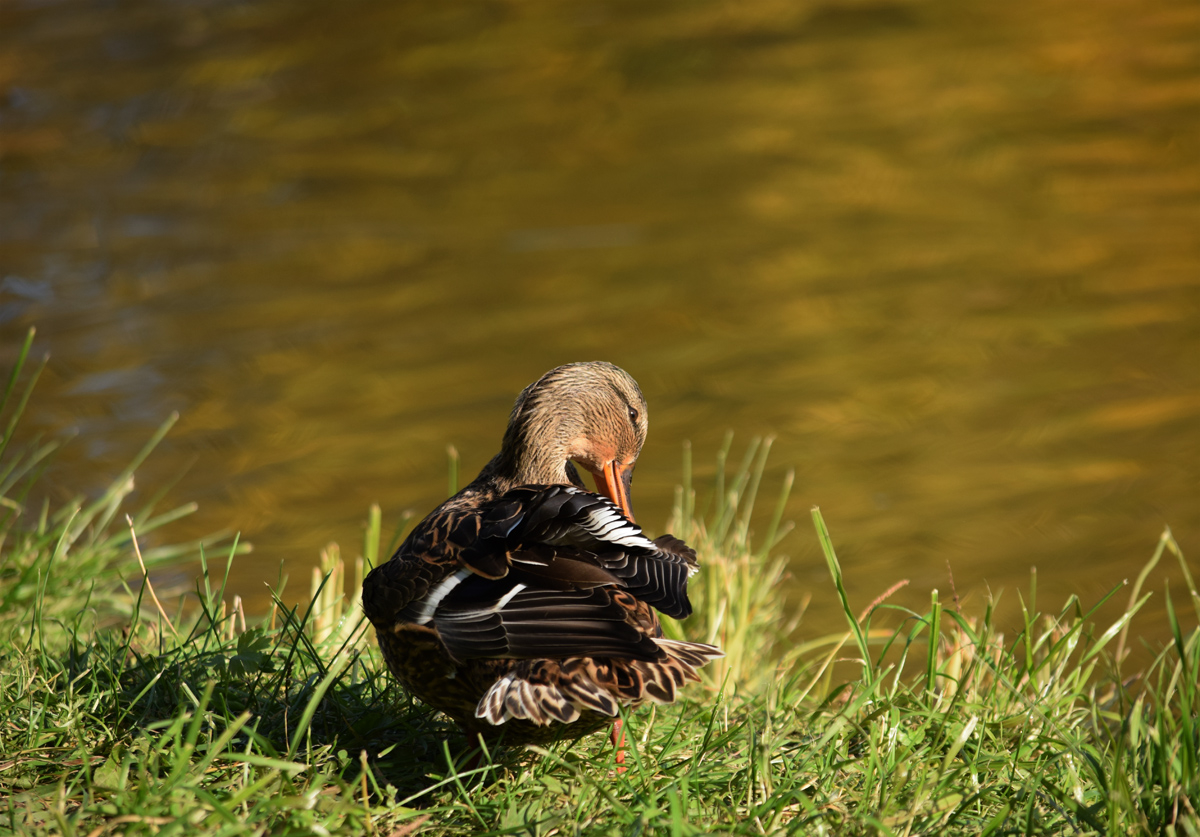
[{"left": 498, "top": 362, "right": 648, "bottom": 521}]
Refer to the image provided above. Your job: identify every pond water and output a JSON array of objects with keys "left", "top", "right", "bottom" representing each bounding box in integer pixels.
[{"left": 3, "top": 0, "right": 1198, "bottom": 649}]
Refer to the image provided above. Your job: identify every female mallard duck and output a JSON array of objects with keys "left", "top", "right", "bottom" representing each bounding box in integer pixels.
[{"left": 362, "top": 362, "right": 721, "bottom": 748}]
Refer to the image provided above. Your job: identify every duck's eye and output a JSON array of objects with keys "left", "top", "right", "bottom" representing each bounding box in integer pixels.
[{"left": 628, "top": 405, "right": 639, "bottom": 425}]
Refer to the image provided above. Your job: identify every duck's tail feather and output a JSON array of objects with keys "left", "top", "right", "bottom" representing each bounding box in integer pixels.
[{"left": 473, "top": 639, "right": 724, "bottom": 726}]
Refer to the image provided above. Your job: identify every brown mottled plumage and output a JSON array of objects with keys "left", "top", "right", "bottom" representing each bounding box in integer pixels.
[{"left": 362, "top": 362, "right": 722, "bottom": 745}]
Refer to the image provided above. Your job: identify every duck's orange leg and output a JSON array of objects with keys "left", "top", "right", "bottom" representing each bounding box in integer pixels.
[
  {"left": 610, "top": 718, "right": 627, "bottom": 772},
  {"left": 453, "top": 729, "right": 489, "bottom": 775}
]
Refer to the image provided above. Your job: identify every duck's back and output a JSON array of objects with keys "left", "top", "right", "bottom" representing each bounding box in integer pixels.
[
  {"left": 361, "top": 480, "right": 502, "bottom": 627},
  {"left": 361, "top": 482, "right": 721, "bottom": 738}
]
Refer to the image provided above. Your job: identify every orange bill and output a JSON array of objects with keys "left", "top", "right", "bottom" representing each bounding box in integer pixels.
[{"left": 593, "top": 460, "right": 636, "bottom": 522}]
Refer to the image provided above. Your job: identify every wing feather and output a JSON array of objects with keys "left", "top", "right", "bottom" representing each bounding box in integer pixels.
[
  {"left": 433, "top": 577, "right": 662, "bottom": 661},
  {"left": 405, "top": 484, "right": 701, "bottom": 661}
]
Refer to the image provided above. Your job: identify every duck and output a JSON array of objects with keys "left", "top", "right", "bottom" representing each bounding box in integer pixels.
[{"left": 361, "top": 362, "right": 722, "bottom": 751}]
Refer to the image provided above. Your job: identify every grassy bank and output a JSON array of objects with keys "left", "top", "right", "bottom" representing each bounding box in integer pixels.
[{"left": 2, "top": 336, "right": 1198, "bottom": 835}]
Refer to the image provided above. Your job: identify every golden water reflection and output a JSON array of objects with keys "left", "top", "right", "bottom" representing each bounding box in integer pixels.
[{"left": 2, "top": 0, "right": 1198, "bottom": 648}]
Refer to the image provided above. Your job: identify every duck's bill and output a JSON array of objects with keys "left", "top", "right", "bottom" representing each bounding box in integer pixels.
[{"left": 594, "top": 460, "right": 636, "bottom": 522}]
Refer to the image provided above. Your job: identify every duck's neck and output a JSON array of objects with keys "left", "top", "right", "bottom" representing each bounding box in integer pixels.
[
  {"left": 476, "top": 410, "right": 586, "bottom": 491},
  {"left": 494, "top": 434, "right": 570, "bottom": 485},
  {"left": 475, "top": 448, "right": 583, "bottom": 491}
]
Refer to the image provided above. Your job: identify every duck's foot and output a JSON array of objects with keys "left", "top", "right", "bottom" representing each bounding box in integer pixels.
[
  {"left": 449, "top": 730, "right": 492, "bottom": 776},
  {"left": 610, "top": 718, "right": 626, "bottom": 773}
]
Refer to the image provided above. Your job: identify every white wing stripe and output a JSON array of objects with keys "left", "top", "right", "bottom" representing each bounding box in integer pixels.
[
  {"left": 493, "top": 582, "right": 527, "bottom": 612},
  {"left": 580, "top": 506, "right": 657, "bottom": 549},
  {"left": 412, "top": 569, "right": 471, "bottom": 625},
  {"left": 433, "top": 581, "right": 528, "bottom": 623}
]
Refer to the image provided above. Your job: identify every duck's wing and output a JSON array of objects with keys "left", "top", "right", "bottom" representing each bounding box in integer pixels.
[
  {"left": 361, "top": 489, "right": 494, "bottom": 627},
  {"left": 423, "top": 485, "right": 701, "bottom": 664},
  {"left": 461, "top": 485, "right": 698, "bottom": 617}
]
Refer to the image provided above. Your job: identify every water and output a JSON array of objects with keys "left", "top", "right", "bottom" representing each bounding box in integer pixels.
[{"left": 3, "top": 0, "right": 1198, "bottom": 646}]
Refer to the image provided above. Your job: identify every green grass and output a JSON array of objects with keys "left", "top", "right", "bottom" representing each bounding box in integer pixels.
[{"left": 2, "top": 330, "right": 1198, "bottom": 835}]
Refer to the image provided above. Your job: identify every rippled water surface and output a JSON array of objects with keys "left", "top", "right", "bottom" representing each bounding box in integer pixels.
[{"left": 3, "top": 0, "right": 1198, "bottom": 643}]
